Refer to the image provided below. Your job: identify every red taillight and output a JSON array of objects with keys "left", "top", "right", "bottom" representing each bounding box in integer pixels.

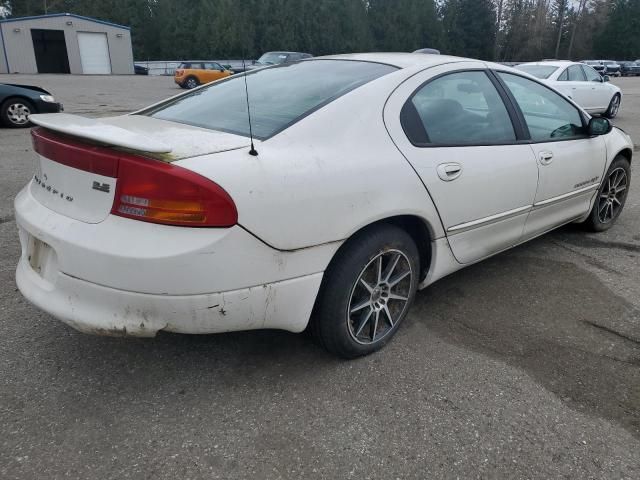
[
  {"left": 175, "top": 69, "right": 184, "bottom": 76},
  {"left": 32, "top": 127, "right": 237, "bottom": 228},
  {"left": 112, "top": 156, "right": 237, "bottom": 227}
]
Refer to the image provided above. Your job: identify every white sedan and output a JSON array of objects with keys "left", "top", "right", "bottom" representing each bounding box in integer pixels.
[
  {"left": 516, "top": 61, "right": 622, "bottom": 118},
  {"left": 15, "top": 53, "right": 633, "bottom": 358}
]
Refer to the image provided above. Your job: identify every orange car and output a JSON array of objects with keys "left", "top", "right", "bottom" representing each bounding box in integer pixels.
[{"left": 174, "top": 61, "right": 232, "bottom": 89}]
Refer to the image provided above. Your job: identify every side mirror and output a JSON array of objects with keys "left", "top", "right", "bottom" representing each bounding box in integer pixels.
[
  {"left": 603, "top": 75, "right": 610, "bottom": 82},
  {"left": 588, "top": 117, "right": 612, "bottom": 136}
]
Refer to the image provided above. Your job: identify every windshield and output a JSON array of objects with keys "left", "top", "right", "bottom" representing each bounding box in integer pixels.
[
  {"left": 146, "top": 60, "right": 397, "bottom": 139},
  {"left": 515, "top": 65, "right": 559, "bottom": 79},
  {"left": 256, "top": 53, "right": 291, "bottom": 65}
]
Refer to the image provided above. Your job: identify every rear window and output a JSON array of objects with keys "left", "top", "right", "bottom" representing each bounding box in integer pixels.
[
  {"left": 515, "top": 65, "right": 559, "bottom": 79},
  {"left": 145, "top": 60, "right": 397, "bottom": 139}
]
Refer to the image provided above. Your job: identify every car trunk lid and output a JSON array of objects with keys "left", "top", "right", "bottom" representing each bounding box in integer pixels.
[{"left": 28, "top": 113, "right": 249, "bottom": 223}]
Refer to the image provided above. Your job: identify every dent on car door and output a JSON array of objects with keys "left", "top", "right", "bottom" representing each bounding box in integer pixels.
[
  {"left": 496, "top": 72, "right": 607, "bottom": 239},
  {"left": 384, "top": 64, "right": 539, "bottom": 264}
]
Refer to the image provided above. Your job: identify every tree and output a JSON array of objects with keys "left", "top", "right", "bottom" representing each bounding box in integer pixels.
[
  {"left": 3, "top": 0, "right": 639, "bottom": 61},
  {"left": 368, "top": 0, "right": 443, "bottom": 52},
  {"left": 441, "top": 0, "right": 496, "bottom": 59},
  {"left": 551, "top": 0, "right": 569, "bottom": 58},
  {"left": 594, "top": 0, "right": 640, "bottom": 58}
]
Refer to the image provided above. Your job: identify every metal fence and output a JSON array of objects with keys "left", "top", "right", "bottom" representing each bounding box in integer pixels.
[{"left": 134, "top": 60, "right": 255, "bottom": 75}]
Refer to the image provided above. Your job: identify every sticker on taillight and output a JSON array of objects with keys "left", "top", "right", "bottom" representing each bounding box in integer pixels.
[{"left": 111, "top": 157, "right": 237, "bottom": 227}]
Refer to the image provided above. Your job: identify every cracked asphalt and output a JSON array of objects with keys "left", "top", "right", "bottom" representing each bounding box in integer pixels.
[{"left": 1, "top": 74, "right": 639, "bottom": 479}]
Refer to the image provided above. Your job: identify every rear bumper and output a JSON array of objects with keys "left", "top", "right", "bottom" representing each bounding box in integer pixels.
[
  {"left": 16, "top": 255, "right": 322, "bottom": 336},
  {"left": 14, "top": 185, "right": 338, "bottom": 335}
]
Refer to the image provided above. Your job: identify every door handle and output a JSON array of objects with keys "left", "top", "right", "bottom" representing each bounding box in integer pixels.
[
  {"left": 539, "top": 151, "right": 554, "bottom": 165},
  {"left": 437, "top": 162, "right": 462, "bottom": 181}
]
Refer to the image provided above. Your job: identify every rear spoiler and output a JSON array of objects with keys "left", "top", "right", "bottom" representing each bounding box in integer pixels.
[{"left": 29, "top": 113, "right": 172, "bottom": 154}]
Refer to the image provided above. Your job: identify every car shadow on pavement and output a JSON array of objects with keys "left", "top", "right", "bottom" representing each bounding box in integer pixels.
[{"left": 410, "top": 246, "right": 640, "bottom": 439}]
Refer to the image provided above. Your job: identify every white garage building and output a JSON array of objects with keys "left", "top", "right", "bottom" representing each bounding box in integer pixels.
[{"left": 0, "top": 13, "right": 134, "bottom": 74}]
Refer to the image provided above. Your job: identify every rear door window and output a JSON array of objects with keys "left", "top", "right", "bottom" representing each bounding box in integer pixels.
[
  {"left": 567, "top": 65, "right": 586, "bottom": 81},
  {"left": 582, "top": 65, "right": 602, "bottom": 82},
  {"left": 401, "top": 70, "right": 516, "bottom": 145}
]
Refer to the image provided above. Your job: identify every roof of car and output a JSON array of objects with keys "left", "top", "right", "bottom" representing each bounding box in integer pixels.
[
  {"left": 316, "top": 52, "right": 471, "bottom": 68},
  {"left": 518, "top": 60, "right": 575, "bottom": 68}
]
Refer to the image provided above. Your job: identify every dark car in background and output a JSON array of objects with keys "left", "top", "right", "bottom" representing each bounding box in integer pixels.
[
  {"left": 134, "top": 64, "right": 149, "bottom": 75},
  {"left": 582, "top": 60, "right": 605, "bottom": 74},
  {"left": 246, "top": 51, "right": 313, "bottom": 71},
  {"left": 601, "top": 60, "right": 621, "bottom": 77},
  {"left": 619, "top": 61, "right": 640, "bottom": 76},
  {"left": 0, "top": 83, "right": 62, "bottom": 128}
]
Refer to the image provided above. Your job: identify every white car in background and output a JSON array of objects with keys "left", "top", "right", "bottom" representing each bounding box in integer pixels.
[
  {"left": 516, "top": 61, "right": 622, "bottom": 118},
  {"left": 14, "top": 54, "right": 633, "bottom": 358}
]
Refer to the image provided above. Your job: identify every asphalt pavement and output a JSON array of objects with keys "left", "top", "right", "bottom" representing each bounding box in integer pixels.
[{"left": 0, "top": 74, "right": 638, "bottom": 479}]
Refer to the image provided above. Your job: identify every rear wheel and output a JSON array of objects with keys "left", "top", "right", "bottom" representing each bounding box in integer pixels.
[
  {"left": 582, "top": 156, "right": 630, "bottom": 232},
  {"left": 311, "top": 224, "right": 419, "bottom": 358},
  {"left": 1, "top": 98, "right": 34, "bottom": 128},
  {"left": 604, "top": 93, "right": 621, "bottom": 119},
  {"left": 184, "top": 76, "right": 199, "bottom": 89}
]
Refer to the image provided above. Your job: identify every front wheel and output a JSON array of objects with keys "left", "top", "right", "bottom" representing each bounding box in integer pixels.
[
  {"left": 582, "top": 156, "right": 630, "bottom": 232},
  {"left": 604, "top": 94, "right": 621, "bottom": 119},
  {"left": 1, "top": 98, "right": 34, "bottom": 128},
  {"left": 310, "top": 224, "right": 419, "bottom": 358}
]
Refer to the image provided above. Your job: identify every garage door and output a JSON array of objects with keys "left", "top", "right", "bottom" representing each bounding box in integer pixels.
[{"left": 77, "top": 32, "right": 111, "bottom": 74}]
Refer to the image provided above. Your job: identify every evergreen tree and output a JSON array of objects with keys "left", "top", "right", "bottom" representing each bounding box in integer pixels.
[
  {"left": 4, "top": 0, "right": 640, "bottom": 61},
  {"left": 441, "top": 0, "right": 496, "bottom": 59},
  {"left": 594, "top": 0, "right": 640, "bottom": 58}
]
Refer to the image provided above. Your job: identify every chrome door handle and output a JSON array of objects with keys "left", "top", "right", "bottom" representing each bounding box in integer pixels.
[
  {"left": 539, "top": 151, "right": 554, "bottom": 165},
  {"left": 437, "top": 162, "right": 462, "bottom": 181}
]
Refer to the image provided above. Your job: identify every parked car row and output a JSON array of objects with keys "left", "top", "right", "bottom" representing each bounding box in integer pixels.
[
  {"left": 579, "top": 59, "right": 640, "bottom": 76},
  {"left": 581, "top": 60, "right": 620, "bottom": 76}
]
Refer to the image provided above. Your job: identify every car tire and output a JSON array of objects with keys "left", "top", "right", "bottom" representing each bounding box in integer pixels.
[
  {"left": 310, "top": 224, "right": 420, "bottom": 358},
  {"left": 582, "top": 156, "right": 630, "bottom": 232},
  {"left": 184, "top": 77, "right": 199, "bottom": 89},
  {"left": 604, "top": 93, "right": 621, "bottom": 119},
  {"left": 1, "top": 97, "right": 34, "bottom": 128}
]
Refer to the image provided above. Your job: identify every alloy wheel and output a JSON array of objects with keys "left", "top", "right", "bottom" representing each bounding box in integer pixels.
[
  {"left": 7, "top": 102, "right": 31, "bottom": 125},
  {"left": 186, "top": 78, "right": 198, "bottom": 89},
  {"left": 609, "top": 95, "right": 620, "bottom": 117},
  {"left": 347, "top": 249, "right": 413, "bottom": 345},
  {"left": 598, "top": 167, "right": 627, "bottom": 224}
]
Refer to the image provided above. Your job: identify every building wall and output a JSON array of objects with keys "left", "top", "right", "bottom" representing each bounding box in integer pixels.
[
  {"left": 0, "top": 27, "right": 8, "bottom": 74},
  {"left": 0, "top": 14, "right": 133, "bottom": 74}
]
